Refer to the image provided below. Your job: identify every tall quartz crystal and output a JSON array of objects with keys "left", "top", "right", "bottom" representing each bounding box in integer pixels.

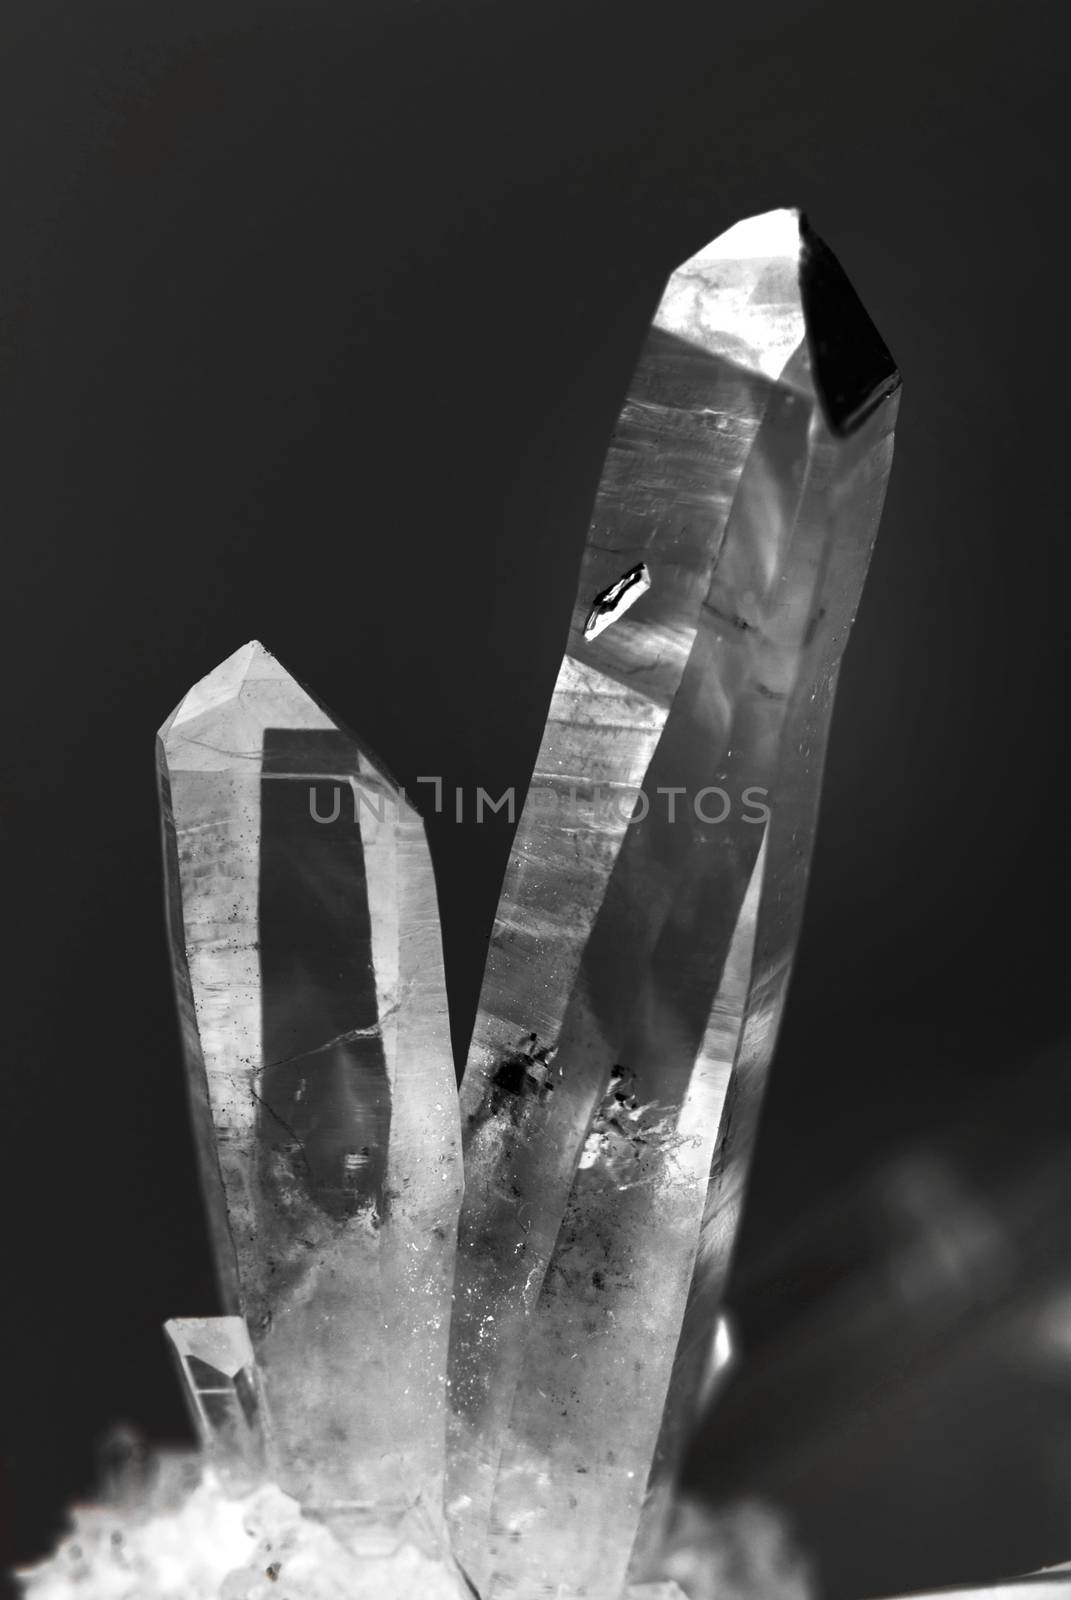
[
  {"left": 158, "top": 642, "right": 463, "bottom": 1520},
  {"left": 447, "top": 209, "right": 900, "bottom": 1597}
]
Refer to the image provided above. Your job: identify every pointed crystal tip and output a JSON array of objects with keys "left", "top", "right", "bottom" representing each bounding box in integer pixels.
[
  {"left": 157, "top": 640, "right": 350, "bottom": 775},
  {"left": 656, "top": 206, "right": 899, "bottom": 438},
  {"left": 691, "top": 205, "right": 801, "bottom": 262},
  {"left": 159, "top": 639, "right": 283, "bottom": 740},
  {"left": 655, "top": 207, "right": 805, "bottom": 382},
  {"left": 164, "top": 1315, "right": 255, "bottom": 1379}
]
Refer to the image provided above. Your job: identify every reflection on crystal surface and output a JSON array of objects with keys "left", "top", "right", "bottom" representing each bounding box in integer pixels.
[
  {"left": 447, "top": 208, "right": 900, "bottom": 1597},
  {"left": 157, "top": 643, "right": 462, "bottom": 1520}
]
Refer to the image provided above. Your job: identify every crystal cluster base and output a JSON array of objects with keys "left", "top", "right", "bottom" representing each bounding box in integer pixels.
[{"left": 18, "top": 1466, "right": 474, "bottom": 1600}]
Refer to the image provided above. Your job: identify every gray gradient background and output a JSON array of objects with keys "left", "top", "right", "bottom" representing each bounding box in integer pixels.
[{"left": 3, "top": 2, "right": 1068, "bottom": 1594}]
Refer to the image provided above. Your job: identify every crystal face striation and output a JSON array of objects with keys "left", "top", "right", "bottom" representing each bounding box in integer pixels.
[{"left": 132, "top": 207, "right": 900, "bottom": 1600}]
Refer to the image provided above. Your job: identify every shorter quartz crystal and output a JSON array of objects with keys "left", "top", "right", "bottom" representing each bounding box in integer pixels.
[
  {"left": 164, "top": 1318, "right": 265, "bottom": 1482},
  {"left": 158, "top": 641, "right": 462, "bottom": 1517}
]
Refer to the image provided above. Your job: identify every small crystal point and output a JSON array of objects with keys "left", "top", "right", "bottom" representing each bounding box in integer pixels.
[
  {"left": 158, "top": 641, "right": 462, "bottom": 1519},
  {"left": 448, "top": 210, "right": 900, "bottom": 1594},
  {"left": 164, "top": 1316, "right": 264, "bottom": 1481}
]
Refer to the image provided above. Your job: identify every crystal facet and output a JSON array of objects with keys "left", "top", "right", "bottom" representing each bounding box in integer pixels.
[
  {"left": 158, "top": 642, "right": 463, "bottom": 1520},
  {"left": 446, "top": 208, "right": 900, "bottom": 1597}
]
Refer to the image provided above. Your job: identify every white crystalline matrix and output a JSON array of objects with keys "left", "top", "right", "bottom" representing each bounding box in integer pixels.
[{"left": 19, "top": 1464, "right": 473, "bottom": 1600}]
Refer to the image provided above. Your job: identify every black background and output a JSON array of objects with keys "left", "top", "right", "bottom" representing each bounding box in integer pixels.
[{"left": 3, "top": 2, "right": 1069, "bottom": 1595}]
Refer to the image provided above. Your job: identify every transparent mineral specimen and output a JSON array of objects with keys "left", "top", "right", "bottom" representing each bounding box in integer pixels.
[
  {"left": 42, "top": 204, "right": 904, "bottom": 1600},
  {"left": 158, "top": 642, "right": 463, "bottom": 1521},
  {"left": 447, "top": 208, "right": 900, "bottom": 1597}
]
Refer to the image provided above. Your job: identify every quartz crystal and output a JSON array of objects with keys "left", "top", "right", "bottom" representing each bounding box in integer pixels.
[
  {"left": 29, "top": 205, "right": 902, "bottom": 1600},
  {"left": 447, "top": 208, "right": 900, "bottom": 1597},
  {"left": 157, "top": 643, "right": 463, "bottom": 1521}
]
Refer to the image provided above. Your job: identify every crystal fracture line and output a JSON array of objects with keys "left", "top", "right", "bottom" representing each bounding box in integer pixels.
[{"left": 159, "top": 642, "right": 462, "bottom": 1519}]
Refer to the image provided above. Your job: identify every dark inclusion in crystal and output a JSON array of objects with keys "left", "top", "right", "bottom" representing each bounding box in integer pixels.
[
  {"left": 467, "top": 1034, "right": 559, "bottom": 1135},
  {"left": 584, "top": 562, "right": 653, "bottom": 642}
]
